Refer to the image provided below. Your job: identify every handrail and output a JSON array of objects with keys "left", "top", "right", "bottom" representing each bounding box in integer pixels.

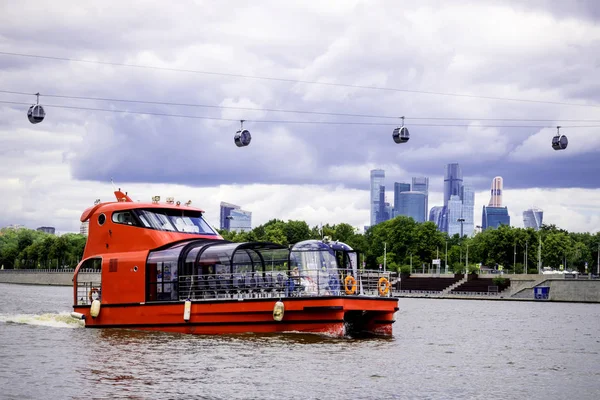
[{"left": 0, "top": 268, "right": 100, "bottom": 273}]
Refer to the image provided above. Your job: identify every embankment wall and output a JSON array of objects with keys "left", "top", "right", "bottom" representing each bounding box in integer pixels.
[{"left": 0, "top": 270, "right": 100, "bottom": 286}]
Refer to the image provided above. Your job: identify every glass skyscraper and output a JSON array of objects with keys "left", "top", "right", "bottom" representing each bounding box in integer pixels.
[
  {"left": 447, "top": 195, "right": 463, "bottom": 236},
  {"left": 393, "top": 182, "right": 411, "bottom": 217},
  {"left": 397, "top": 191, "right": 427, "bottom": 223},
  {"left": 523, "top": 208, "right": 543, "bottom": 230},
  {"left": 220, "top": 202, "right": 252, "bottom": 232},
  {"left": 429, "top": 206, "right": 446, "bottom": 231},
  {"left": 461, "top": 184, "right": 475, "bottom": 237},
  {"left": 375, "top": 186, "right": 390, "bottom": 225},
  {"left": 411, "top": 177, "right": 429, "bottom": 222},
  {"left": 370, "top": 169, "right": 385, "bottom": 227},
  {"left": 482, "top": 206, "right": 510, "bottom": 230},
  {"left": 444, "top": 163, "right": 463, "bottom": 207}
]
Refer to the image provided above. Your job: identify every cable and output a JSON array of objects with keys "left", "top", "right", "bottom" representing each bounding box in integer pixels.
[
  {"left": 3, "top": 100, "right": 599, "bottom": 129},
  {"left": 1, "top": 51, "right": 599, "bottom": 109},
  {"left": 2, "top": 89, "right": 600, "bottom": 124}
]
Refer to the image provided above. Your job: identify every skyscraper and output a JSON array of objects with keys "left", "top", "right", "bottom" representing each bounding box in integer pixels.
[
  {"left": 523, "top": 208, "right": 543, "bottom": 230},
  {"left": 397, "top": 191, "right": 427, "bottom": 223},
  {"left": 393, "top": 182, "right": 411, "bottom": 217},
  {"left": 481, "top": 176, "right": 510, "bottom": 231},
  {"left": 220, "top": 202, "right": 252, "bottom": 232},
  {"left": 411, "top": 177, "right": 429, "bottom": 222},
  {"left": 488, "top": 176, "right": 503, "bottom": 207},
  {"left": 370, "top": 169, "right": 385, "bottom": 227},
  {"left": 447, "top": 195, "right": 463, "bottom": 236},
  {"left": 444, "top": 163, "right": 463, "bottom": 207},
  {"left": 482, "top": 206, "right": 510, "bottom": 230},
  {"left": 461, "top": 184, "right": 475, "bottom": 237},
  {"left": 429, "top": 206, "right": 446, "bottom": 231},
  {"left": 375, "top": 186, "right": 390, "bottom": 225}
]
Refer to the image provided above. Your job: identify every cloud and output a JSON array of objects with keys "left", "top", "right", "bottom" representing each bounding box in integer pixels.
[{"left": 0, "top": 0, "right": 599, "bottom": 233}]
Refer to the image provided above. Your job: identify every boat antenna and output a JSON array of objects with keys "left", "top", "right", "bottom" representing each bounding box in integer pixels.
[{"left": 110, "top": 177, "right": 117, "bottom": 191}]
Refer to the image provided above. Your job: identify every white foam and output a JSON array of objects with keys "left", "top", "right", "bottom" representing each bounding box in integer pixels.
[{"left": 0, "top": 312, "right": 85, "bottom": 328}]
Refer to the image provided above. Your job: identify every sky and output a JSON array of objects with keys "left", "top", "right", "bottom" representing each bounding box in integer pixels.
[{"left": 0, "top": 0, "right": 599, "bottom": 234}]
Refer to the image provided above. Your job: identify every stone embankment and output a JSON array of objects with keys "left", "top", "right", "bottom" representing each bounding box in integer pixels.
[
  {"left": 0, "top": 269, "right": 100, "bottom": 286},
  {"left": 396, "top": 273, "right": 600, "bottom": 303},
  {"left": 1, "top": 270, "right": 599, "bottom": 302}
]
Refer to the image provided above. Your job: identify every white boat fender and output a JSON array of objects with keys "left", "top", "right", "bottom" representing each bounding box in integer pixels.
[
  {"left": 183, "top": 299, "right": 192, "bottom": 321},
  {"left": 90, "top": 300, "right": 101, "bottom": 318},
  {"left": 273, "top": 301, "right": 284, "bottom": 321},
  {"left": 70, "top": 312, "right": 85, "bottom": 320}
]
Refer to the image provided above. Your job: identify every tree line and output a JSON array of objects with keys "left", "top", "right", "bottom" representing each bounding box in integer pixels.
[
  {"left": 0, "top": 228, "right": 86, "bottom": 269},
  {"left": 2, "top": 216, "right": 598, "bottom": 273},
  {"left": 218, "top": 216, "right": 600, "bottom": 274}
]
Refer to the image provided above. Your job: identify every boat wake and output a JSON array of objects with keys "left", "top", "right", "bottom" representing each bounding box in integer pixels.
[{"left": 0, "top": 312, "right": 84, "bottom": 328}]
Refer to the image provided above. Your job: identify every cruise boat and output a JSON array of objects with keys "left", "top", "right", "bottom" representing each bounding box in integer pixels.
[{"left": 70, "top": 190, "right": 398, "bottom": 337}]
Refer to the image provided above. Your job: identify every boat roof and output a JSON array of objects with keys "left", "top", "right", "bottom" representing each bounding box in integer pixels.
[{"left": 80, "top": 190, "right": 205, "bottom": 222}]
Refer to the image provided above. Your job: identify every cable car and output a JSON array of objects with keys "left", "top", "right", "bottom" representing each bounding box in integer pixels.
[
  {"left": 27, "top": 93, "right": 45, "bottom": 124},
  {"left": 392, "top": 116, "right": 409, "bottom": 144},
  {"left": 234, "top": 120, "right": 251, "bottom": 147},
  {"left": 551, "top": 126, "right": 568, "bottom": 151}
]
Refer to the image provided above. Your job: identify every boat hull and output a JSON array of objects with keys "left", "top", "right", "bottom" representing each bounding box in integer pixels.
[{"left": 73, "top": 296, "right": 398, "bottom": 337}]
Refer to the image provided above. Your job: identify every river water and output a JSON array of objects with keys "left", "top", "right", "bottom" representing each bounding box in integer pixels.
[{"left": 0, "top": 283, "right": 599, "bottom": 399}]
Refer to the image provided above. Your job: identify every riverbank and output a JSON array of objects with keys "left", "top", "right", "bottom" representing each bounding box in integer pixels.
[
  {"left": 0, "top": 269, "right": 99, "bottom": 286},
  {"left": 1, "top": 270, "right": 599, "bottom": 303}
]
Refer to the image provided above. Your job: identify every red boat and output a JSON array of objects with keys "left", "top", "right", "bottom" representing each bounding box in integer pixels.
[{"left": 71, "top": 190, "right": 398, "bottom": 337}]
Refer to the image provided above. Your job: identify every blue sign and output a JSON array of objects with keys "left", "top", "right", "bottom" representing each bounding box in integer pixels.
[{"left": 534, "top": 286, "right": 550, "bottom": 300}]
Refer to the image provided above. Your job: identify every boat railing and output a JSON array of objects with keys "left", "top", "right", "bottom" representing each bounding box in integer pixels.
[
  {"left": 75, "top": 281, "right": 102, "bottom": 305},
  {"left": 148, "top": 269, "right": 394, "bottom": 302}
]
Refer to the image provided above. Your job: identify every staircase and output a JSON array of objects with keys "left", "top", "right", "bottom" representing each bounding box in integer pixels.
[{"left": 441, "top": 276, "right": 468, "bottom": 295}]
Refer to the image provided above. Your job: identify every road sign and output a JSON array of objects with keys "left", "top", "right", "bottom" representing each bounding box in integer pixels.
[{"left": 432, "top": 259, "right": 441, "bottom": 265}]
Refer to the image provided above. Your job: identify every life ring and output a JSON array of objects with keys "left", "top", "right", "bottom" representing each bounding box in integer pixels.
[
  {"left": 344, "top": 275, "right": 357, "bottom": 295},
  {"left": 378, "top": 277, "right": 390, "bottom": 296},
  {"left": 88, "top": 287, "right": 100, "bottom": 303}
]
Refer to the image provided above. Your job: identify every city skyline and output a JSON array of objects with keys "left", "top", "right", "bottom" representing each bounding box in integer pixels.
[
  {"left": 219, "top": 202, "right": 252, "bottom": 232},
  {"left": 1, "top": 1, "right": 599, "bottom": 234}
]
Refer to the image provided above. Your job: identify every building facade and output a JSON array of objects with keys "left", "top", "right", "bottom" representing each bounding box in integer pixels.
[
  {"left": 444, "top": 163, "right": 463, "bottom": 206},
  {"left": 36, "top": 226, "right": 56, "bottom": 235},
  {"left": 429, "top": 206, "right": 446, "bottom": 231},
  {"left": 411, "top": 177, "right": 429, "bottom": 222},
  {"left": 523, "top": 208, "right": 543, "bottom": 230},
  {"left": 447, "top": 195, "right": 464, "bottom": 236},
  {"left": 461, "top": 185, "right": 475, "bottom": 237},
  {"left": 370, "top": 169, "right": 385, "bottom": 227},
  {"left": 220, "top": 202, "right": 252, "bottom": 232},
  {"left": 393, "top": 182, "right": 411, "bottom": 218},
  {"left": 482, "top": 206, "right": 510, "bottom": 230},
  {"left": 488, "top": 176, "right": 503, "bottom": 207},
  {"left": 397, "top": 191, "right": 427, "bottom": 223}
]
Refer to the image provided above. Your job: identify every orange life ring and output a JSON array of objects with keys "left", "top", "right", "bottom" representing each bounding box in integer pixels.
[
  {"left": 88, "top": 287, "right": 100, "bottom": 303},
  {"left": 344, "top": 275, "right": 357, "bottom": 295},
  {"left": 378, "top": 277, "right": 390, "bottom": 296}
]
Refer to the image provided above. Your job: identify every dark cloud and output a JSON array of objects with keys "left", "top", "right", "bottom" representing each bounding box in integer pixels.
[{"left": 2, "top": 0, "right": 600, "bottom": 195}]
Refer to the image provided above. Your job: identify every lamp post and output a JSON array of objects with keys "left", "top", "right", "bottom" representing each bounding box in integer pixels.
[
  {"left": 445, "top": 240, "right": 448, "bottom": 274},
  {"left": 457, "top": 218, "right": 465, "bottom": 238},
  {"left": 410, "top": 252, "right": 412, "bottom": 274},
  {"left": 525, "top": 240, "right": 528, "bottom": 274},
  {"left": 514, "top": 242, "right": 517, "bottom": 274},
  {"left": 466, "top": 243, "right": 469, "bottom": 273},
  {"left": 384, "top": 242, "right": 387, "bottom": 273}
]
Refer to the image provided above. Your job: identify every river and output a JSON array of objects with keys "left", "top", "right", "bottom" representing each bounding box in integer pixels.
[{"left": 0, "top": 283, "right": 599, "bottom": 399}]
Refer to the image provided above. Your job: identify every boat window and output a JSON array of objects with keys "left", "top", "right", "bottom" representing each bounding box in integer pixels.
[
  {"left": 290, "top": 241, "right": 340, "bottom": 295},
  {"left": 147, "top": 242, "right": 187, "bottom": 301},
  {"left": 134, "top": 208, "right": 217, "bottom": 235},
  {"left": 111, "top": 211, "right": 138, "bottom": 226}
]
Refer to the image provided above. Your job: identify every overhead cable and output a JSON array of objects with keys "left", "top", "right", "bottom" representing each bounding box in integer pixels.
[{"left": 1, "top": 51, "right": 599, "bottom": 109}]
